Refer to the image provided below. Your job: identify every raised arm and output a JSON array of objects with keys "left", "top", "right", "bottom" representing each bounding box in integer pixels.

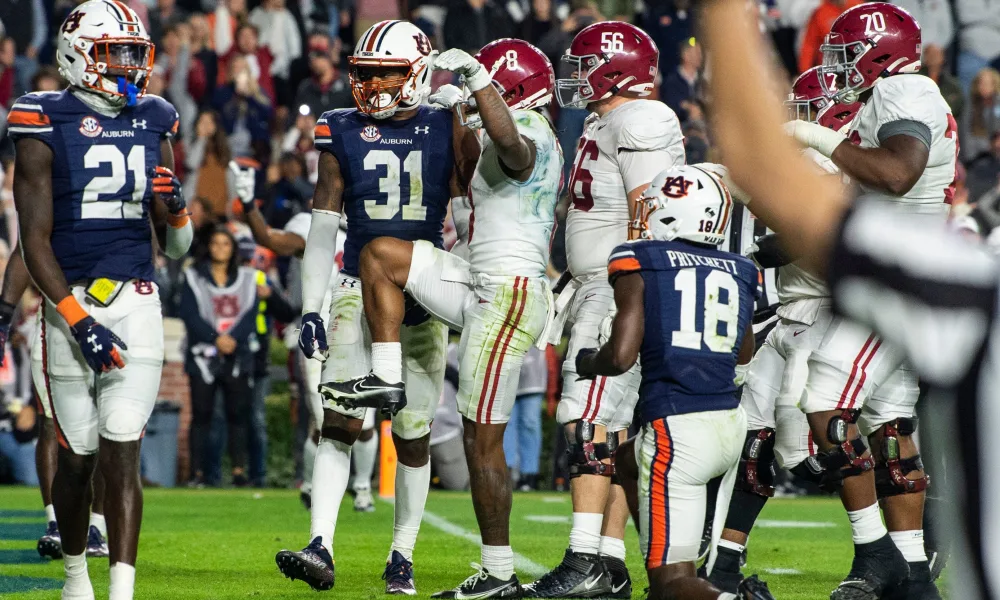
[{"left": 230, "top": 162, "right": 309, "bottom": 257}]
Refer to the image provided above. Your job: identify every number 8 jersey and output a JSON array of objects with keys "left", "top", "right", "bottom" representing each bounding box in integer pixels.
[
  {"left": 314, "top": 105, "right": 453, "bottom": 277},
  {"left": 607, "top": 239, "right": 758, "bottom": 423},
  {"left": 8, "top": 90, "right": 179, "bottom": 283}
]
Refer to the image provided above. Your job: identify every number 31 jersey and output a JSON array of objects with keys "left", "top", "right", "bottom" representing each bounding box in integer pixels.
[
  {"left": 608, "top": 239, "right": 758, "bottom": 423},
  {"left": 314, "top": 106, "right": 453, "bottom": 277},
  {"left": 8, "top": 90, "right": 178, "bottom": 283}
]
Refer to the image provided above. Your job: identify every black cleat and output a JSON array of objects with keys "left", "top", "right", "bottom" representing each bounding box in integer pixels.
[
  {"left": 276, "top": 536, "right": 335, "bottom": 591},
  {"left": 319, "top": 372, "right": 407, "bottom": 416},
  {"left": 830, "top": 535, "right": 909, "bottom": 600},
  {"left": 37, "top": 521, "right": 62, "bottom": 560},
  {"left": 882, "top": 561, "right": 942, "bottom": 600},
  {"left": 383, "top": 550, "right": 416, "bottom": 595},
  {"left": 601, "top": 556, "right": 632, "bottom": 598},
  {"left": 523, "top": 549, "right": 610, "bottom": 598},
  {"left": 706, "top": 545, "right": 745, "bottom": 593},
  {"left": 739, "top": 575, "right": 777, "bottom": 600},
  {"left": 300, "top": 490, "right": 312, "bottom": 510},
  {"left": 431, "top": 564, "right": 522, "bottom": 598},
  {"left": 85, "top": 525, "right": 109, "bottom": 558}
]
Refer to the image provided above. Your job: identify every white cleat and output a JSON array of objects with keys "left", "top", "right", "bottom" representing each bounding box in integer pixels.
[{"left": 353, "top": 487, "right": 375, "bottom": 513}]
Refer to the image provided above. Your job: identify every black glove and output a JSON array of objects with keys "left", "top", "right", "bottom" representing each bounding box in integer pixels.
[
  {"left": 575, "top": 347, "right": 598, "bottom": 380},
  {"left": 748, "top": 233, "right": 792, "bottom": 269},
  {"left": 152, "top": 166, "right": 186, "bottom": 215},
  {"left": 0, "top": 300, "right": 15, "bottom": 367},
  {"left": 70, "top": 316, "right": 128, "bottom": 373}
]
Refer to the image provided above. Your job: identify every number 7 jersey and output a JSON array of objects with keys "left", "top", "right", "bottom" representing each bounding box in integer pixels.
[
  {"left": 314, "top": 106, "right": 453, "bottom": 277},
  {"left": 8, "top": 90, "right": 178, "bottom": 283}
]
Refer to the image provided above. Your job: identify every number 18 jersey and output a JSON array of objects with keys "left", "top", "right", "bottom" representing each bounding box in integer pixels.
[
  {"left": 608, "top": 239, "right": 758, "bottom": 423},
  {"left": 8, "top": 90, "right": 179, "bottom": 283},
  {"left": 314, "top": 106, "right": 453, "bottom": 277}
]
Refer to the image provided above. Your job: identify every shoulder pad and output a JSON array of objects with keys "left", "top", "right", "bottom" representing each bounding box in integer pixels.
[
  {"left": 869, "top": 75, "right": 940, "bottom": 129},
  {"left": 617, "top": 101, "right": 682, "bottom": 152}
]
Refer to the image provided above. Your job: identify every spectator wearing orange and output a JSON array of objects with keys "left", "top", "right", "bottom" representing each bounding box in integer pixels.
[{"left": 797, "top": 0, "right": 861, "bottom": 74}]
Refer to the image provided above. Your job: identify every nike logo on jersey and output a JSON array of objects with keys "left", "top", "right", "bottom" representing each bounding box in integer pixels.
[
  {"left": 793, "top": 330, "right": 805, "bottom": 337},
  {"left": 583, "top": 574, "right": 603, "bottom": 590}
]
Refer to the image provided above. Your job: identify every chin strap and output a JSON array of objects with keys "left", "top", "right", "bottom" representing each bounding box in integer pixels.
[{"left": 117, "top": 77, "right": 139, "bottom": 106}]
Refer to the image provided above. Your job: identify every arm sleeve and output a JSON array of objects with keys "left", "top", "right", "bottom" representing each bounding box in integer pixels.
[
  {"left": 828, "top": 199, "right": 998, "bottom": 387},
  {"left": 165, "top": 220, "right": 193, "bottom": 259},
  {"left": 300, "top": 209, "right": 340, "bottom": 314},
  {"left": 877, "top": 119, "right": 932, "bottom": 149},
  {"left": 179, "top": 277, "right": 220, "bottom": 344}
]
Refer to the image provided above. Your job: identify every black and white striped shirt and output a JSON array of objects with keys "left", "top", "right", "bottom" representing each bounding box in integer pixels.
[{"left": 828, "top": 199, "right": 999, "bottom": 600}]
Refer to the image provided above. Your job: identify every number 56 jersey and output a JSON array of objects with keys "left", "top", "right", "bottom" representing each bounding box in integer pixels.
[
  {"left": 315, "top": 106, "right": 453, "bottom": 277},
  {"left": 7, "top": 90, "right": 179, "bottom": 283},
  {"left": 608, "top": 239, "right": 758, "bottom": 423}
]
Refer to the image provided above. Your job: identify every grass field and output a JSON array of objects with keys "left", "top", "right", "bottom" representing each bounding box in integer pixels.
[{"left": 1, "top": 487, "right": 859, "bottom": 599}]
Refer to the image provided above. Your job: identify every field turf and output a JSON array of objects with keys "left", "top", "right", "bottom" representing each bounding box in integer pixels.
[{"left": 1, "top": 487, "right": 864, "bottom": 599}]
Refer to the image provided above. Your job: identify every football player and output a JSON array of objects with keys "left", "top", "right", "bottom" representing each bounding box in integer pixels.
[
  {"left": 233, "top": 167, "right": 380, "bottom": 514},
  {"left": 273, "top": 20, "right": 452, "bottom": 595},
  {"left": 527, "top": 20, "right": 684, "bottom": 598},
  {"left": 784, "top": 4, "right": 953, "bottom": 598},
  {"left": 328, "top": 38, "right": 562, "bottom": 598},
  {"left": 708, "top": 68, "right": 861, "bottom": 592},
  {"left": 8, "top": 1, "right": 193, "bottom": 598},
  {"left": 576, "top": 165, "right": 773, "bottom": 600}
]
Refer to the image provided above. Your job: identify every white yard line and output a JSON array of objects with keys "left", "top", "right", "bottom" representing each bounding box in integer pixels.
[
  {"left": 764, "top": 568, "right": 803, "bottom": 575},
  {"left": 756, "top": 520, "right": 836, "bottom": 528},
  {"left": 379, "top": 498, "right": 548, "bottom": 577},
  {"left": 524, "top": 515, "right": 571, "bottom": 524}
]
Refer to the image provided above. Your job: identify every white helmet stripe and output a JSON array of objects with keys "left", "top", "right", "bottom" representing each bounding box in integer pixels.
[{"left": 373, "top": 21, "right": 402, "bottom": 53}]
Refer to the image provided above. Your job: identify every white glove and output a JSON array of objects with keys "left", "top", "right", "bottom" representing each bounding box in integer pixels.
[
  {"left": 228, "top": 161, "right": 257, "bottom": 210},
  {"left": 429, "top": 84, "right": 465, "bottom": 110},
  {"left": 434, "top": 48, "right": 491, "bottom": 92},
  {"left": 697, "top": 162, "right": 752, "bottom": 206},
  {"left": 784, "top": 120, "right": 847, "bottom": 159},
  {"left": 598, "top": 312, "right": 615, "bottom": 345}
]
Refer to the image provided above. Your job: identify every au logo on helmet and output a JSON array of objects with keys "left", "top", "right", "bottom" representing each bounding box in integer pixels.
[
  {"left": 661, "top": 176, "right": 694, "bottom": 198},
  {"left": 79, "top": 116, "right": 103, "bottom": 138},
  {"left": 360, "top": 125, "right": 382, "bottom": 142}
]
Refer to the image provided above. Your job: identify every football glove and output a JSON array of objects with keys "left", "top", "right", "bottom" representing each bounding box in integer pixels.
[
  {"left": 229, "top": 161, "right": 257, "bottom": 212},
  {"left": 152, "top": 166, "right": 186, "bottom": 215},
  {"left": 0, "top": 300, "right": 15, "bottom": 367},
  {"left": 783, "top": 120, "right": 846, "bottom": 159},
  {"left": 428, "top": 84, "right": 465, "bottom": 110},
  {"left": 434, "top": 48, "right": 491, "bottom": 92},
  {"left": 298, "top": 312, "right": 329, "bottom": 362},
  {"left": 70, "top": 316, "right": 127, "bottom": 373},
  {"left": 575, "top": 347, "right": 598, "bottom": 380}
]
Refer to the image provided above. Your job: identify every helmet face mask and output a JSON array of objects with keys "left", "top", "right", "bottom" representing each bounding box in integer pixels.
[
  {"left": 348, "top": 59, "right": 414, "bottom": 119},
  {"left": 786, "top": 66, "right": 862, "bottom": 133},
  {"left": 555, "top": 53, "right": 603, "bottom": 109}
]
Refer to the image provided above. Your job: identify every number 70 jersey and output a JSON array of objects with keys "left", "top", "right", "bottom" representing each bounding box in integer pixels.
[
  {"left": 608, "top": 239, "right": 759, "bottom": 422},
  {"left": 314, "top": 106, "right": 453, "bottom": 277}
]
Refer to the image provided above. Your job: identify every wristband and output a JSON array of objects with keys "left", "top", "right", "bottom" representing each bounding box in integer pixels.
[{"left": 56, "top": 296, "right": 88, "bottom": 327}]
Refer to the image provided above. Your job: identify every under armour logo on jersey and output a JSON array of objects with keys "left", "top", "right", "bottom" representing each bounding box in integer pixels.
[
  {"left": 341, "top": 278, "right": 357, "bottom": 288},
  {"left": 414, "top": 126, "right": 430, "bottom": 134},
  {"left": 87, "top": 334, "right": 102, "bottom": 353},
  {"left": 661, "top": 176, "right": 694, "bottom": 199},
  {"left": 132, "top": 119, "right": 147, "bottom": 129}
]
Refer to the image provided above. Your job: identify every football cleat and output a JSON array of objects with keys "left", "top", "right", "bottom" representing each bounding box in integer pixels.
[
  {"left": 523, "top": 549, "right": 610, "bottom": 598},
  {"left": 830, "top": 535, "right": 909, "bottom": 600},
  {"left": 275, "top": 536, "right": 335, "bottom": 591},
  {"left": 881, "top": 561, "right": 943, "bottom": 600},
  {"left": 37, "top": 521, "right": 63, "bottom": 559},
  {"left": 739, "top": 575, "right": 777, "bottom": 600},
  {"left": 319, "top": 372, "right": 407, "bottom": 416},
  {"left": 354, "top": 487, "right": 376, "bottom": 513},
  {"left": 85, "top": 525, "right": 109, "bottom": 558},
  {"left": 601, "top": 556, "right": 632, "bottom": 599},
  {"left": 383, "top": 550, "right": 417, "bottom": 595},
  {"left": 431, "top": 564, "right": 522, "bottom": 599}
]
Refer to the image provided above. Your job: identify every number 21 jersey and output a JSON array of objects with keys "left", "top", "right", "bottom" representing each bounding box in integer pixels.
[
  {"left": 8, "top": 90, "right": 179, "bottom": 283},
  {"left": 314, "top": 106, "right": 453, "bottom": 277}
]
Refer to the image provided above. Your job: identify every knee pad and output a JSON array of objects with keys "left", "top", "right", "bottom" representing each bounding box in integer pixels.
[
  {"left": 737, "top": 429, "right": 777, "bottom": 498},
  {"left": 566, "top": 420, "right": 614, "bottom": 479},
  {"left": 789, "top": 460, "right": 824, "bottom": 485},
  {"left": 874, "top": 417, "right": 928, "bottom": 497},
  {"left": 607, "top": 430, "right": 623, "bottom": 484},
  {"left": 803, "top": 409, "right": 875, "bottom": 492}
]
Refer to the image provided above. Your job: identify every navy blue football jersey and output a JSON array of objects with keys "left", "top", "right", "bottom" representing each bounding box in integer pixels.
[
  {"left": 8, "top": 91, "right": 178, "bottom": 283},
  {"left": 608, "top": 239, "right": 759, "bottom": 422},
  {"left": 314, "top": 106, "right": 453, "bottom": 277}
]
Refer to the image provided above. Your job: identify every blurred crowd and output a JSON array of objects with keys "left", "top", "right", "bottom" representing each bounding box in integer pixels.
[{"left": 3, "top": 0, "right": 1000, "bottom": 488}]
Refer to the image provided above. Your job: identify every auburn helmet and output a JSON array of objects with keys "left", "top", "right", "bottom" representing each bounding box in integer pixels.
[
  {"left": 556, "top": 21, "right": 658, "bottom": 109},
  {"left": 631, "top": 165, "right": 733, "bottom": 247},
  {"left": 458, "top": 38, "right": 554, "bottom": 129},
  {"left": 350, "top": 20, "right": 435, "bottom": 119},
  {"left": 786, "top": 67, "right": 862, "bottom": 133}
]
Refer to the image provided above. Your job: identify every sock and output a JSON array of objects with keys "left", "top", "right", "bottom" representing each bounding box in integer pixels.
[
  {"left": 45, "top": 504, "right": 56, "bottom": 523},
  {"left": 599, "top": 536, "right": 626, "bottom": 561},
  {"left": 310, "top": 438, "right": 352, "bottom": 555},
  {"left": 301, "top": 436, "right": 317, "bottom": 496},
  {"left": 482, "top": 544, "right": 515, "bottom": 580},
  {"left": 718, "top": 594, "right": 738, "bottom": 600},
  {"left": 568, "top": 512, "right": 603, "bottom": 555},
  {"left": 108, "top": 563, "right": 136, "bottom": 600},
  {"left": 389, "top": 462, "right": 431, "bottom": 561},
  {"left": 352, "top": 430, "right": 378, "bottom": 492},
  {"left": 90, "top": 513, "right": 107, "bottom": 538},
  {"left": 889, "top": 529, "right": 927, "bottom": 563},
  {"left": 372, "top": 342, "right": 402, "bottom": 384},
  {"left": 847, "top": 503, "right": 887, "bottom": 545},
  {"left": 63, "top": 552, "right": 92, "bottom": 595}
]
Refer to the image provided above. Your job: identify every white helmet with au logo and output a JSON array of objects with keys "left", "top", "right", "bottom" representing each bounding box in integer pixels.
[
  {"left": 350, "top": 20, "right": 435, "bottom": 119},
  {"left": 56, "top": 0, "right": 154, "bottom": 109},
  {"left": 631, "top": 165, "right": 735, "bottom": 247}
]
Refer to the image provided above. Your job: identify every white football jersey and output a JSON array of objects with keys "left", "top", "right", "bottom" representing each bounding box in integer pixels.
[
  {"left": 284, "top": 211, "right": 345, "bottom": 291},
  {"left": 565, "top": 100, "right": 684, "bottom": 275},
  {"left": 850, "top": 75, "right": 957, "bottom": 215},
  {"left": 467, "top": 109, "right": 563, "bottom": 278},
  {"left": 776, "top": 149, "right": 833, "bottom": 306}
]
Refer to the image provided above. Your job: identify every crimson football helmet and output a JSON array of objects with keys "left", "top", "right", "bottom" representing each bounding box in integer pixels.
[
  {"left": 819, "top": 2, "right": 921, "bottom": 103},
  {"left": 556, "top": 21, "right": 658, "bottom": 109},
  {"left": 459, "top": 38, "right": 555, "bottom": 129},
  {"left": 786, "top": 66, "right": 862, "bottom": 133}
]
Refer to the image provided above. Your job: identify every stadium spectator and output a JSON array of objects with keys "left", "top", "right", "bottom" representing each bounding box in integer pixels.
[
  {"left": 30, "top": 66, "right": 66, "bottom": 93},
  {"left": 207, "top": 0, "right": 247, "bottom": 56},
  {"left": 640, "top": 0, "right": 692, "bottom": 77},
  {"left": 187, "top": 13, "right": 219, "bottom": 105},
  {"left": 180, "top": 227, "right": 262, "bottom": 487},
  {"left": 0, "top": 395, "right": 38, "bottom": 486},
  {"left": 921, "top": 44, "right": 965, "bottom": 127},
  {"left": 662, "top": 38, "right": 702, "bottom": 124},
  {"left": 504, "top": 346, "right": 547, "bottom": 492},
  {"left": 160, "top": 24, "right": 199, "bottom": 142},
  {"left": 957, "top": 0, "right": 1000, "bottom": 92},
  {"left": 149, "top": 0, "right": 190, "bottom": 48},
  {"left": 185, "top": 110, "right": 235, "bottom": 216},
  {"left": 218, "top": 23, "right": 276, "bottom": 105},
  {"left": 443, "top": 0, "right": 514, "bottom": 54},
  {"left": 293, "top": 36, "right": 351, "bottom": 120},
  {"left": 962, "top": 67, "right": 1000, "bottom": 163},
  {"left": 0, "top": 0, "right": 46, "bottom": 93},
  {"left": 248, "top": 0, "right": 302, "bottom": 108},
  {"left": 212, "top": 55, "right": 273, "bottom": 165},
  {"left": 894, "top": 0, "right": 953, "bottom": 49},
  {"left": 517, "top": 0, "right": 555, "bottom": 45},
  {"left": 768, "top": 0, "right": 817, "bottom": 76},
  {"left": 797, "top": 0, "right": 861, "bottom": 74},
  {"left": 261, "top": 153, "right": 311, "bottom": 229},
  {"left": 0, "top": 37, "right": 15, "bottom": 112},
  {"left": 966, "top": 132, "right": 1000, "bottom": 203}
]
